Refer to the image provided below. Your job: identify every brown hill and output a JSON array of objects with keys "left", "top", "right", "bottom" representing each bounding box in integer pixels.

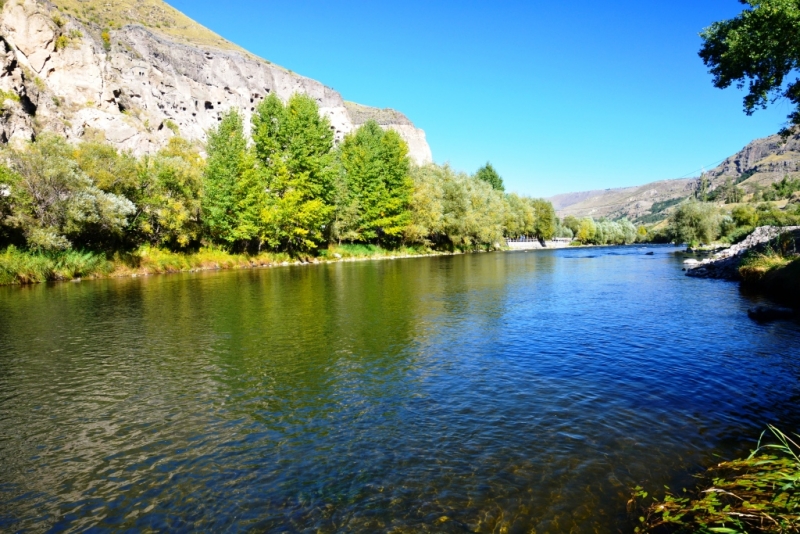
[{"left": 551, "top": 133, "right": 800, "bottom": 223}]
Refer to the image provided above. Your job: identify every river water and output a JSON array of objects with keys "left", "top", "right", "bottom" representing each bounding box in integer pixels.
[{"left": 2, "top": 246, "right": 800, "bottom": 532}]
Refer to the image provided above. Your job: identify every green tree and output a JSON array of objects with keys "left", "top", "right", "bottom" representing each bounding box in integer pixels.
[
  {"left": 576, "top": 218, "right": 596, "bottom": 243},
  {"left": 474, "top": 162, "right": 505, "bottom": 191},
  {"left": 405, "top": 164, "right": 446, "bottom": 246},
  {"left": 338, "top": 120, "right": 413, "bottom": 246},
  {"left": 732, "top": 204, "right": 759, "bottom": 227},
  {"left": 563, "top": 215, "right": 581, "bottom": 236},
  {"left": 203, "top": 110, "right": 251, "bottom": 246},
  {"left": 504, "top": 193, "right": 536, "bottom": 238},
  {"left": 134, "top": 138, "right": 205, "bottom": 249},
  {"left": 75, "top": 141, "right": 139, "bottom": 200},
  {"left": 252, "top": 94, "right": 334, "bottom": 253},
  {"left": 696, "top": 174, "right": 709, "bottom": 201},
  {"left": 668, "top": 201, "right": 722, "bottom": 246},
  {"left": 771, "top": 175, "right": 800, "bottom": 198},
  {"left": 532, "top": 199, "right": 556, "bottom": 240},
  {"left": 700, "top": 0, "right": 800, "bottom": 134}
]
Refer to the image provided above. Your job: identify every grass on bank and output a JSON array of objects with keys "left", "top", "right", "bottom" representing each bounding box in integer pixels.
[
  {"left": 0, "top": 246, "right": 113, "bottom": 285},
  {"left": 0, "top": 243, "right": 457, "bottom": 285},
  {"left": 633, "top": 426, "right": 800, "bottom": 533},
  {"left": 738, "top": 231, "right": 800, "bottom": 306}
]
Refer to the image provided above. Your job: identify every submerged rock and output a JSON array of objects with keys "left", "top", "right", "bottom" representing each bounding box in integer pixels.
[{"left": 747, "top": 306, "right": 796, "bottom": 322}]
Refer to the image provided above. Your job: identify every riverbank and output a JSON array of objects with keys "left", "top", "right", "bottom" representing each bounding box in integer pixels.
[
  {"left": 0, "top": 244, "right": 484, "bottom": 286},
  {"left": 740, "top": 254, "right": 800, "bottom": 308},
  {"left": 686, "top": 226, "right": 800, "bottom": 308}
]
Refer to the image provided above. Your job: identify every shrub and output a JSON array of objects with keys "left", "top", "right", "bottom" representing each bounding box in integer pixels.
[
  {"left": 667, "top": 201, "right": 722, "bottom": 245},
  {"left": 722, "top": 225, "right": 754, "bottom": 244}
]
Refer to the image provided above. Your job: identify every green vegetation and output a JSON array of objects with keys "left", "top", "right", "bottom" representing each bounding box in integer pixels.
[
  {"left": 405, "top": 164, "right": 553, "bottom": 248},
  {"left": 336, "top": 120, "right": 412, "bottom": 247},
  {"left": 562, "top": 215, "right": 641, "bottom": 245},
  {"left": 650, "top": 197, "right": 685, "bottom": 215},
  {"left": 633, "top": 200, "right": 800, "bottom": 247},
  {"left": 100, "top": 29, "right": 111, "bottom": 51},
  {"left": 54, "top": 29, "right": 82, "bottom": 51},
  {"left": 757, "top": 176, "right": 800, "bottom": 202},
  {"left": 163, "top": 119, "right": 179, "bottom": 135},
  {"left": 738, "top": 231, "right": 800, "bottom": 306},
  {"left": 0, "top": 93, "right": 558, "bottom": 285},
  {"left": 634, "top": 426, "right": 800, "bottom": 533},
  {"left": 50, "top": 0, "right": 247, "bottom": 54},
  {"left": 0, "top": 88, "right": 20, "bottom": 111},
  {"left": 700, "top": 0, "right": 800, "bottom": 135},
  {"left": 0, "top": 246, "right": 111, "bottom": 285},
  {"left": 474, "top": 162, "right": 505, "bottom": 191}
]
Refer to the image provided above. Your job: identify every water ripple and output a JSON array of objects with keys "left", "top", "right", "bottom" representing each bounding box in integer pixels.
[{"left": 1, "top": 246, "right": 799, "bottom": 532}]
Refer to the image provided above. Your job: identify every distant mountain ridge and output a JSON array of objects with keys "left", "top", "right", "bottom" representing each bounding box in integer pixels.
[
  {"left": 550, "top": 132, "right": 800, "bottom": 222},
  {"left": 0, "top": 0, "right": 433, "bottom": 164}
]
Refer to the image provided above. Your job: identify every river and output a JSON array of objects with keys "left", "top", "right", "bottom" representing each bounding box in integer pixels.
[{"left": 1, "top": 246, "right": 799, "bottom": 532}]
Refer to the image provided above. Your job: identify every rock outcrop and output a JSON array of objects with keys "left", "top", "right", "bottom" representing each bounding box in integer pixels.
[
  {"left": 707, "top": 134, "right": 800, "bottom": 184},
  {"left": 685, "top": 226, "right": 800, "bottom": 280},
  {"left": 0, "top": 0, "right": 433, "bottom": 164}
]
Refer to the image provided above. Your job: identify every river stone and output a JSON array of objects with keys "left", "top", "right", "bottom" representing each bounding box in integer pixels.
[{"left": 747, "top": 306, "right": 796, "bottom": 322}]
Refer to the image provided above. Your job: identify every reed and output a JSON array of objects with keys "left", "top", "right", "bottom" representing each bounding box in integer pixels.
[{"left": 0, "top": 246, "right": 112, "bottom": 285}]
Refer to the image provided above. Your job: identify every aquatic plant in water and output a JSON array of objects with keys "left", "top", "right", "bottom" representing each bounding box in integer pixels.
[{"left": 633, "top": 426, "right": 800, "bottom": 533}]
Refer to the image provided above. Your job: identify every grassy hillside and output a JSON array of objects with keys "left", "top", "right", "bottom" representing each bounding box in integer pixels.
[{"left": 50, "top": 0, "right": 246, "bottom": 52}]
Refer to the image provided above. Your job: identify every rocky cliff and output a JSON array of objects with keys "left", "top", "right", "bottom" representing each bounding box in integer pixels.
[
  {"left": 0, "top": 0, "right": 433, "bottom": 164},
  {"left": 705, "top": 133, "right": 800, "bottom": 187}
]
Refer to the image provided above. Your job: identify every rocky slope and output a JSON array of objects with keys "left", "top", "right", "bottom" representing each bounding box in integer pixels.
[
  {"left": 551, "top": 133, "right": 800, "bottom": 222},
  {"left": 550, "top": 179, "right": 697, "bottom": 221},
  {"left": 0, "top": 0, "right": 433, "bottom": 164},
  {"left": 685, "top": 226, "right": 800, "bottom": 280}
]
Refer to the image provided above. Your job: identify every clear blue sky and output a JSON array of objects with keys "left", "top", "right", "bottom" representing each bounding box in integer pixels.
[{"left": 167, "top": 0, "right": 789, "bottom": 197}]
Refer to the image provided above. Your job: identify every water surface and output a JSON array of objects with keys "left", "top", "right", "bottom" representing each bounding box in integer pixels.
[{"left": 2, "top": 247, "right": 800, "bottom": 532}]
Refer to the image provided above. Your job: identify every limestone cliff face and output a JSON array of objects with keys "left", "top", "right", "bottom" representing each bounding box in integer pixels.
[
  {"left": 0, "top": 0, "right": 433, "bottom": 164},
  {"left": 344, "top": 101, "right": 433, "bottom": 164}
]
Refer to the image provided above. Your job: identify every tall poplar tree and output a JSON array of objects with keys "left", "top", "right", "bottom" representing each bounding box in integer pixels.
[
  {"left": 338, "top": 121, "right": 412, "bottom": 246},
  {"left": 251, "top": 94, "right": 334, "bottom": 252},
  {"left": 203, "top": 110, "right": 251, "bottom": 246}
]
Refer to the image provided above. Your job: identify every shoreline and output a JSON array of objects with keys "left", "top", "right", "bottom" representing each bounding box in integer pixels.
[
  {"left": 0, "top": 242, "right": 616, "bottom": 287},
  {"left": 0, "top": 247, "right": 475, "bottom": 287}
]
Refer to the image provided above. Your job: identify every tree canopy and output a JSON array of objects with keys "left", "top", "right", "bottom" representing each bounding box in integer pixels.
[
  {"left": 474, "top": 163, "right": 505, "bottom": 191},
  {"left": 699, "top": 0, "right": 800, "bottom": 134}
]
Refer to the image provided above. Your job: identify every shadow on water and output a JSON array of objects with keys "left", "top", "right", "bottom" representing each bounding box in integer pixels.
[{"left": 1, "top": 246, "right": 800, "bottom": 532}]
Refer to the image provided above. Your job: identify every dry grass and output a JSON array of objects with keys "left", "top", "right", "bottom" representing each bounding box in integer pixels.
[
  {"left": 739, "top": 253, "right": 794, "bottom": 283},
  {"left": 50, "top": 0, "right": 247, "bottom": 53}
]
